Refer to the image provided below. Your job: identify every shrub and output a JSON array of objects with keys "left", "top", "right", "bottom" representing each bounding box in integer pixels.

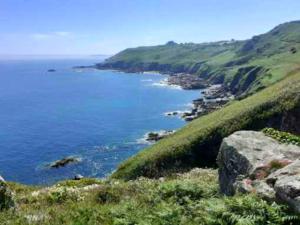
[
  {"left": 262, "top": 128, "right": 300, "bottom": 146},
  {"left": 46, "top": 186, "right": 82, "bottom": 204},
  {"left": 97, "top": 188, "right": 120, "bottom": 204},
  {"left": 158, "top": 182, "right": 204, "bottom": 204}
]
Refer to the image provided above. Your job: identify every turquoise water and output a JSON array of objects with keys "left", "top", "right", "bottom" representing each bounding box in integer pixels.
[{"left": 0, "top": 58, "right": 200, "bottom": 185}]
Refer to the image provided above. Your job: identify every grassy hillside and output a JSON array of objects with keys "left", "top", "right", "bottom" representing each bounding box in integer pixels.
[
  {"left": 97, "top": 21, "right": 300, "bottom": 96},
  {"left": 112, "top": 69, "right": 300, "bottom": 180},
  {"left": 2, "top": 169, "right": 300, "bottom": 225}
]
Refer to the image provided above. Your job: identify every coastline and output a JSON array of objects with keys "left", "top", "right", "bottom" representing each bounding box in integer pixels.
[{"left": 92, "top": 66, "right": 235, "bottom": 122}]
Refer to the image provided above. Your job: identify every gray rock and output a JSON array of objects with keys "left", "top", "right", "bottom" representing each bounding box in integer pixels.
[
  {"left": 266, "top": 159, "right": 300, "bottom": 186},
  {"left": 233, "top": 179, "right": 276, "bottom": 202},
  {"left": 74, "top": 174, "right": 84, "bottom": 180},
  {"left": 218, "top": 130, "right": 300, "bottom": 213},
  {"left": 217, "top": 131, "right": 300, "bottom": 195},
  {"left": 253, "top": 180, "right": 276, "bottom": 201},
  {"left": 274, "top": 175, "right": 300, "bottom": 213},
  {"left": 233, "top": 177, "right": 254, "bottom": 194},
  {"left": 49, "top": 156, "right": 81, "bottom": 169},
  {"left": 0, "top": 179, "right": 15, "bottom": 210}
]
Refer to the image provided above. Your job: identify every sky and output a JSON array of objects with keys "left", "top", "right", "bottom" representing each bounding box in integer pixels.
[{"left": 0, "top": 0, "right": 300, "bottom": 55}]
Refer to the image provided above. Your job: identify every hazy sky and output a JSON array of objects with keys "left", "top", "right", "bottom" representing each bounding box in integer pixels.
[{"left": 1, "top": 0, "right": 300, "bottom": 55}]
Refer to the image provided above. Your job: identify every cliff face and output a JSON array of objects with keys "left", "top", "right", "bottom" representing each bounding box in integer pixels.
[{"left": 97, "top": 21, "right": 300, "bottom": 97}]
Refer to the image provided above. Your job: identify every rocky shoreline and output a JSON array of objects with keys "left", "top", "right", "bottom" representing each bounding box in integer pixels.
[
  {"left": 165, "top": 84, "right": 234, "bottom": 121},
  {"left": 167, "top": 73, "right": 208, "bottom": 90}
]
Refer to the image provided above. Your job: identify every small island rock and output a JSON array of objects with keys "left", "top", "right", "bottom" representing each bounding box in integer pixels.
[{"left": 49, "top": 157, "right": 80, "bottom": 169}]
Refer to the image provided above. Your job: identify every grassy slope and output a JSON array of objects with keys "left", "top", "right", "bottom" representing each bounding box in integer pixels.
[
  {"left": 2, "top": 169, "right": 299, "bottom": 225},
  {"left": 99, "top": 21, "right": 300, "bottom": 96},
  {"left": 112, "top": 69, "right": 300, "bottom": 180}
]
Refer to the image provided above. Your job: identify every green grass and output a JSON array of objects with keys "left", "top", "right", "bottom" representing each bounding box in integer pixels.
[
  {"left": 112, "top": 70, "right": 300, "bottom": 180},
  {"left": 98, "top": 20, "right": 300, "bottom": 96},
  {"left": 263, "top": 128, "right": 300, "bottom": 146},
  {"left": 1, "top": 169, "right": 299, "bottom": 225}
]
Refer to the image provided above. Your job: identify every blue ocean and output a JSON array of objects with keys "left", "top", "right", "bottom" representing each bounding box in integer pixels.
[{"left": 0, "top": 57, "right": 200, "bottom": 185}]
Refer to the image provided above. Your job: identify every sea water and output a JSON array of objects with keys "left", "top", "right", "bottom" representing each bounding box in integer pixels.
[{"left": 0, "top": 57, "right": 200, "bottom": 185}]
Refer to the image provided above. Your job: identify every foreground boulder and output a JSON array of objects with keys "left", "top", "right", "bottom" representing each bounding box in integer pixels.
[
  {"left": 218, "top": 131, "right": 300, "bottom": 212},
  {"left": 0, "top": 176, "right": 15, "bottom": 210}
]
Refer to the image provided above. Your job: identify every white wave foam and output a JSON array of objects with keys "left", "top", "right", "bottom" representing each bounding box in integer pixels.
[
  {"left": 151, "top": 79, "right": 182, "bottom": 90},
  {"left": 141, "top": 79, "right": 153, "bottom": 82}
]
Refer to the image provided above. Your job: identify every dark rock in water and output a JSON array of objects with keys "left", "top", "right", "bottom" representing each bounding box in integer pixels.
[
  {"left": 48, "top": 69, "right": 56, "bottom": 72},
  {"left": 146, "top": 130, "right": 175, "bottom": 142},
  {"left": 184, "top": 116, "right": 196, "bottom": 121},
  {"left": 49, "top": 157, "right": 80, "bottom": 169},
  {"left": 74, "top": 174, "right": 84, "bottom": 180},
  {"left": 181, "top": 95, "right": 232, "bottom": 122},
  {"left": 74, "top": 66, "right": 93, "bottom": 69},
  {"left": 290, "top": 47, "right": 297, "bottom": 54},
  {"left": 192, "top": 98, "right": 204, "bottom": 105},
  {"left": 0, "top": 177, "right": 15, "bottom": 210},
  {"left": 165, "top": 111, "right": 179, "bottom": 116},
  {"left": 180, "top": 84, "right": 234, "bottom": 122}
]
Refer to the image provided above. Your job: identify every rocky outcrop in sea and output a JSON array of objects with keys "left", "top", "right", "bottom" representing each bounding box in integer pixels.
[
  {"left": 49, "top": 156, "right": 81, "bottom": 169},
  {"left": 143, "top": 130, "right": 175, "bottom": 143}
]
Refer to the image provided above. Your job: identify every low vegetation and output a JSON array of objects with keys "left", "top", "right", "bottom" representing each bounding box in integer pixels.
[
  {"left": 1, "top": 169, "right": 300, "bottom": 225},
  {"left": 263, "top": 128, "right": 300, "bottom": 146}
]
